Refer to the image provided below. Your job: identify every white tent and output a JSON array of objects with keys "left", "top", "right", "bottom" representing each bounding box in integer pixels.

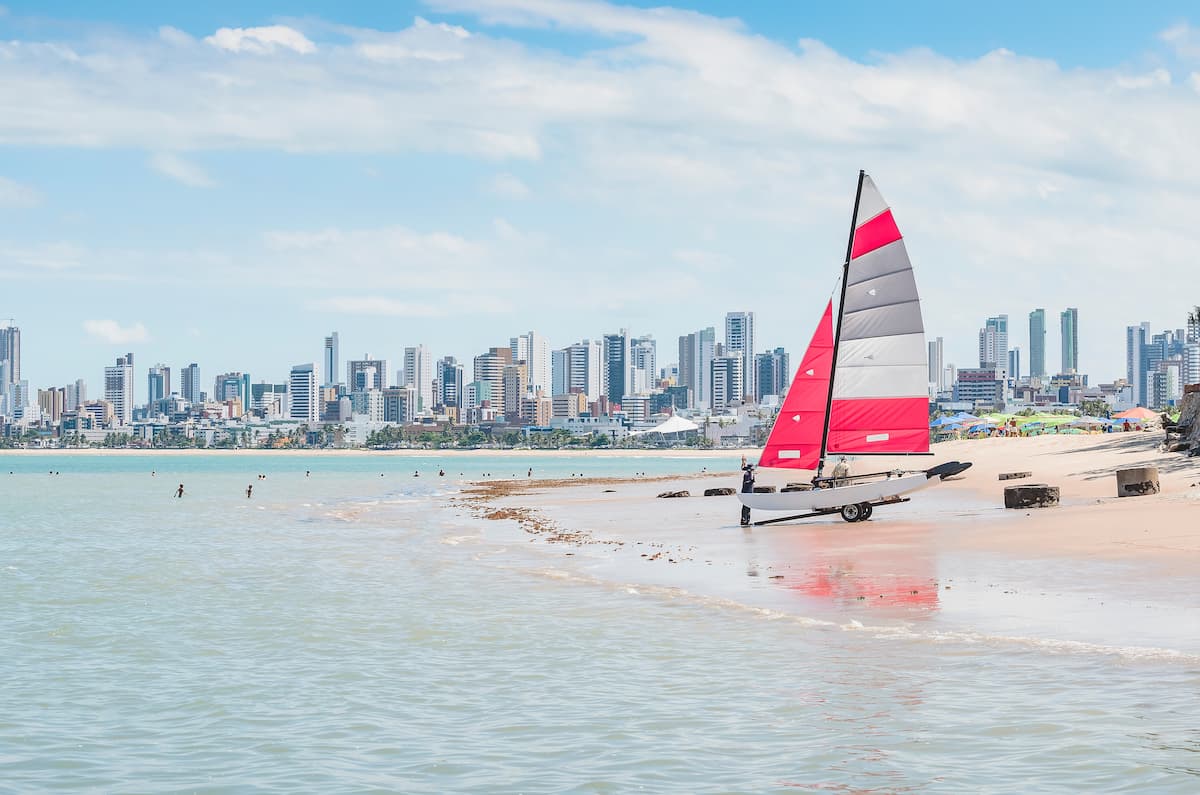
[{"left": 629, "top": 415, "right": 700, "bottom": 436}]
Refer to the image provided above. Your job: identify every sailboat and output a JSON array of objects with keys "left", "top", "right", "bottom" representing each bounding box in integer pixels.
[{"left": 738, "top": 171, "right": 970, "bottom": 525}]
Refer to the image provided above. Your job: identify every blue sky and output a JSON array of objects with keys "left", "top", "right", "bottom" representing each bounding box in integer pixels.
[{"left": 3, "top": 0, "right": 1200, "bottom": 396}]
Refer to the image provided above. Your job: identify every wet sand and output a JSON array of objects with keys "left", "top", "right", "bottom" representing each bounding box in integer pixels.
[{"left": 461, "top": 432, "right": 1200, "bottom": 654}]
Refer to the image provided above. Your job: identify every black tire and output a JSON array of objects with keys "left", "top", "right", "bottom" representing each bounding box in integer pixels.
[
  {"left": 840, "top": 503, "right": 862, "bottom": 522},
  {"left": 860, "top": 503, "right": 873, "bottom": 521}
]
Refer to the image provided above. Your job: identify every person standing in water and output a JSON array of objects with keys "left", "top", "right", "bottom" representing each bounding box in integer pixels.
[
  {"left": 739, "top": 465, "right": 755, "bottom": 526},
  {"left": 176, "top": 484, "right": 184, "bottom": 498},
  {"left": 246, "top": 484, "right": 253, "bottom": 499}
]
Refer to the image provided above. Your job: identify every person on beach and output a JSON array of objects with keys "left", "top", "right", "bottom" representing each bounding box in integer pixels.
[
  {"left": 246, "top": 484, "right": 253, "bottom": 498},
  {"left": 740, "top": 464, "right": 755, "bottom": 526},
  {"left": 528, "top": 468, "right": 532, "bottom": 478},
  {"left": 176, "top": 484, "right": 184, "bottom": 498},
  {"left": 438, "top": 469, "right": 445, "bottom": 477}
]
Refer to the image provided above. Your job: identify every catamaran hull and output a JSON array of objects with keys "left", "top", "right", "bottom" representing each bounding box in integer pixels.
[{"left": 737, "top": 472, "right": 935, "bottom": 512}]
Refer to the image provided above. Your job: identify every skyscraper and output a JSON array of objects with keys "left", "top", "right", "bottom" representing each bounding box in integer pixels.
[
  {"left": 510, "top": 331, "right": 551, "bottom": 397},
  {"left": 724, "top": 312, "right": 755, "bottom": 400},
  {"left": 754, "top": 347, "right": 789, "bottom": 402},
  {"left": 347, "top": 355, "right": 387, "bottom": 392},
  {"left": 104, "top": 354, "right": 134, "bottom": 426},
  {"left": 1061, "top": 308, "right": 1079, "bottom": 374},
  {"left": 678, "top": 327, "right": 715, "bottom": 409},
  {"left": 1007, "top": 348, "right": 1021, "bottom": 382},
  {"left": 403, "top": 345, "right": 434, "bottom": 412},
  {"left": 323, "top": 332, "right": 340, "bottom": 387},
  {"left": 927, "top": 336, "right": 944, "bottom": 393},
  {"left": 438, "top": 356, "right": 464, "bottom": 409},
  {"left": 978, "top": 315, "right": 1008, "bottom": 369},
  {"left": 147, "top": 364, "right": 170, "bottom": 408},
  {"left": 602, "top": 329, "right": 630, "bottom": 403},
  {"left": 1028, "top": 309, "right": 1046, "bottom": 378},
  {"left": 1126, "top": 322, "right": 1151, "bottom": 407},
  {"left": 630, "top": 335, "right": 657, "bottom": 395},
  {"left": 289, "top": 363, "right": 319, "bottom": 422},
  {"left": 181, "top": 363, "right": 201, "bottom": 403},
  {"left": 472, "top": 349, "right": 509, "bottom": 415},
  {"left": 710, "top": 355, "right": 744, "bottom": 413},
  {"left": 0, "top": 321, "right": 19, "bottom": 385},
  {"left": 553, "top": 340, "right": 602, "bottom": 401}
]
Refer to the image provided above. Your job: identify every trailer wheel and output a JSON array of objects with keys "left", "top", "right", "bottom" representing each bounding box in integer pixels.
[
  {"left": 860, "top": 503, "right": 873, "bottom": 521},
  {"left": 840, "top": 503, "right": 863, "bottom": 522}
]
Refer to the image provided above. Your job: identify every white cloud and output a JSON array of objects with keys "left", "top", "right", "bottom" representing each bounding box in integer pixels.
[
  {"left": 487, "top": 173, "right": 531, "bottom": 199},
  {"left": 204, "top": 25, "right": 316, "bottom": 55},
  {"left": 148, "top": 153, "right": 215, "bottom": 188},
  {"left": 158, "top": 26, "right": 195, "bottom": 47},
  {"left": 0, "top": 176, "right": 41, "bottom": 207},
  {"left": 1160, "top": 22, "right": 1200, "bottom": 60},
  {"left": 83, "top": 319, "right": 149, "bottom": 344}
]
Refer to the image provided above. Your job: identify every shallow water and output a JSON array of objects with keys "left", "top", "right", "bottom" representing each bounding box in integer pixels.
[{"left": 3, "top": 453, "right": 1199, "bottom": 792}]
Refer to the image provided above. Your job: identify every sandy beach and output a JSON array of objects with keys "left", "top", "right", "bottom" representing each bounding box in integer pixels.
[{"left": 462, "top": 432, "right": 1200, "bottom": 655}]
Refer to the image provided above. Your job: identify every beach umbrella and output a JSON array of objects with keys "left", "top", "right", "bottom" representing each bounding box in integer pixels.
[
  {"left": 1113, "top": 407, "right": 1157, "bottom": 420},
  {"left": 929, "top": 416, "right": 960, "bottom": 427}
]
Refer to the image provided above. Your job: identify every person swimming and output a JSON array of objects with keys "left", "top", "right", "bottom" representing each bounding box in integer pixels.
[
  {"left": 176, "top": 484, "right": 184, "bottom": 498},
  {"left": 246, "top": 484, "right": 253, "bottom": 498}
]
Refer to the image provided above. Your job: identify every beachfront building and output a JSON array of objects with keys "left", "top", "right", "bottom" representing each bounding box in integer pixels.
[
  {"left": 503, "top": 362, "right": 529, "bottom": 420},
  {"left": 552, "top": 339, "right": 602, "bottom": 402},
  {"left": 1126, "top": 322, "right": 1151, "bottom": 407},
  {"left": 678, "top": 327, "right": 716, "bottom": 410},
  {"left": 927, "top": 337, "right": 944, "bottom": 396},
  {"left": 710, "top": 355, "right": 744, "bottom": 413},
  {"left": 953, "top": 367, "right": 1005, "bottom": 411},
  {"left": 147, "top": 364, "right": 170, "bottom": 410},
  {"left": 552, "top": 391, "right": 588, "bottom": 419},
  {"left": 383, "top": 386, "right": 416, "bottom": 424},
  {"left": 602, "top": 329, "right": 631, "bottom": 406},
  {"left": 323, "top": 332, "right": 340, "bottom": 387},
  {"left": 472, "top": 348, "right": 510, "bottom": 418},
  {"left": 438, "top": 356, "right": 464, "bottom": 409},
  {"left": 1061, "top": 308, "right": 1079, "bottom": 374},
  {"left": 754, "top": 347, "right": 789, "bottom": 403},
  {"left": 289, "top": 363, "right": 319, "bottom": 423},
  {"left": 402, "top": 345, "right": 434, "bottom": 413},
  {"left": 1028, "top": 309, "right": 1046, "bottom": 378},
  {"left": 104, "top": 354, "right": 134, "bottom": 426},
  {"left": 180, "top": 363, "right": 201, "bottom": 404},
  {"left": 725, "top": 311, "right": 755, "bottom": 401},
  {"left": 347, "top": 356, "right": 387, "bottom": 392},
  {"left": 630, "top": 335, "right": 657, "bottom": 396},
  {"left": 510, "top": 331, "right": 551, "bottom": 398},
  {"left": 978, "top": 314, "right": 1008, "bottom": 369},
  {"left": 350, "top": 388, "right": 384, "bottom": 422}
]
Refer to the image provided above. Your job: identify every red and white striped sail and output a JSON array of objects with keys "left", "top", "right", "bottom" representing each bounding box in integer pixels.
[
  {"left": 758, "top": 301, "right": 833, "bottom": 469},
  {"left": 827, "top": 175, "right": 929, "bottom": 456},
  {"left": 758, "top": 174, "right": 929, "bottom": 470}
]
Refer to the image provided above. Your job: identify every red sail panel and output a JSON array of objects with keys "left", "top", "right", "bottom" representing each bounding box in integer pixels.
[
  {"left": 827, "top": 396, "right": 930, "bottom": 455},
  {"left": 758, "top": 301, "right": 834, "bottom": 470},
  {"left": 850, "top": 208, "right": 901, "bottom": 259}
]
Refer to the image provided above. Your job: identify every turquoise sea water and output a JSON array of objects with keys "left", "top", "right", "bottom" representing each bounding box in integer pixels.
[{"left": 3, "top": 453, "right": 1199, "bottom": 793}]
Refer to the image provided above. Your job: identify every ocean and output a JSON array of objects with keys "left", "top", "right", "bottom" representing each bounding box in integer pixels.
[{"left": 2, "top": 452, "right": 1198, "bottom": 793}]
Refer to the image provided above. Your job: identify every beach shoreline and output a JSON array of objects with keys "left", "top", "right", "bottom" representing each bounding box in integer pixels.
[{"left": 0, "top": 447, "right": 757, "bottom": 458}]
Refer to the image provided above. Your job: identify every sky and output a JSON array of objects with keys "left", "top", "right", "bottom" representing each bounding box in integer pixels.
[{"left": 3, "top": 0, "right": 1200, "bottom": 395}]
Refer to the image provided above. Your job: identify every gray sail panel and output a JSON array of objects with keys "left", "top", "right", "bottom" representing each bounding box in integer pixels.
[
  {"left": 839, "top": 300, "right": 924, "bottom": 342},
  {"left": 842, "top": 269, "right": 920, "bottom": 316}
]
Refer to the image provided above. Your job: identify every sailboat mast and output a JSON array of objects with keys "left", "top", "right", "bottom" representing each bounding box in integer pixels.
[{"left": 816, "top": 169, "right": 866, "bottom": 477}]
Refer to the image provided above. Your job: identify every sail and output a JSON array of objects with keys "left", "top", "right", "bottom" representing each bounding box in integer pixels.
[
  {"left": 827, "top": 175, "right": 930, "bottom": 455},
  {"left": 758, "top": 301, "right": 834, "bottom": 470}
]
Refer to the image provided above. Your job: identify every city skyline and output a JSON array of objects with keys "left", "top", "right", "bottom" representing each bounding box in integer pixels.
[{"left": 5, "top": 2, "right": 1200, "bottom": 389}]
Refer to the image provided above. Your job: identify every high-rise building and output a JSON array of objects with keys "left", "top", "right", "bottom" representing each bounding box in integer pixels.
[
  {"left": 438, "top": 356, "right": 464, "bottom": 408},
  {"left": 510, "top": 331, "right": 551, "bottom": 397},
  {"left": 630, "top": 335, "right": 657, "bottom": 395},
  {"left": 289, "top": 363, "right": 319, "bottom": 422},
  {"left": 678, "top": 327, "right": 716, "bottom": 409},
  {"left": 1126, "top": 322, "right": 1151, "bottom": 407},
  {"left": 503, "top": 362, "right": 529, "bottom": 418},
  {"left": 552, "top": 340, "right": 602, "bottom": 401},
  {"left": 213, "top": 372, "right": 244, "bottom": 404},
  {"left": 403, "top": 345, "right": 434, "bottom": 412},
  {"left": 1028, "top": 309, "right": 1046, "bottom": 378},
  {"left": 0, "top": 321, "right": 19, "bottom": 386},
  {"left": 383, "top": 386, "right": 416, "bottom": 424},
  {"left": 38, "top": 388, "right": 66, "bottom": 423},
  {"left": 724, "top": 312, "right": 755, "bottom": 400},
  {"left": 1007, "top": 348, "right": 1020, "bottom": 382},
  {"left": 602, "top": 329, "right": 631, "bottom": 404},
  {"left": 978, "top": 315, "right": 1008, "bottom": 369},
  {"left": 927, "top": 336, "right": 944, "bottom": 394},
  {"left": 710, "top": 355, "right": 744, "bottom": 413},
  {"left": 1061, "top": 308, "right": 1079, "bottom": 374},
  {"left": 347, "top": 355, "right": 387, "bottom": 392},
  {"left": 147, "top": 364, "right": 171, "bottom": 408},
  {"left": 323, "top": 332, "right": 340, "bottom": 387},
  {"left": 65, "top": 379, "right": 86, "bottom": 411},
  {"left": 754, "top": 348, "right": 789, "bottom": 402},
  {"left": 181, "top": 363, "right": 201, "bottom": 403},
  {"left": 104, "top": 354, "right": 134, "bottom": 426},
  {"left": 472, "top": 349, "right": 509, "bottom": 415}
]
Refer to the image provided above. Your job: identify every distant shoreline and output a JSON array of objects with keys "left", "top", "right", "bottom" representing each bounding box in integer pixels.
[{"left": 0, "top": 447, "right": 756, "bottom": 458}]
